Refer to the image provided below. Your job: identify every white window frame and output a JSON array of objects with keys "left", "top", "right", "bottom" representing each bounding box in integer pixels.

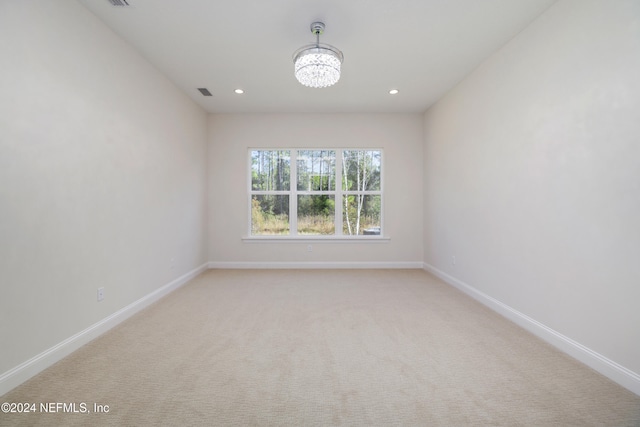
[{"left": 245, "top": 148, "right": 387, "bottom": 242}]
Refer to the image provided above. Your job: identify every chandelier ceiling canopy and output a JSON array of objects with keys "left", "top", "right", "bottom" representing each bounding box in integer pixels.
[{"left": 293, "top": 22, "right": 344, "bottom": 89}]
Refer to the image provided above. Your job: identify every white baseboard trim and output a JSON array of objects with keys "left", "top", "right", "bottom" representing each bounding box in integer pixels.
[
  {"left": 208, "top": 261, "right": 424, "bottom": 269},
  {"left": 0, "top": 263, "right": 208, "bottom": 397},
  {"left": 423, "top": 262, "right": 640, "bottom": 396}
]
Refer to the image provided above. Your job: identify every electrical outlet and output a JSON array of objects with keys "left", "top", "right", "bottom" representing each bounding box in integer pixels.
[
  {"left": 170, "top": 257, "right": 175, "bottom": 270},
  {"left": 307, "top": 245, "right": 313, "bottom": 252},
  {"left": 452, "top": 255, "right": 456, "bottom": 265},
  {"left": 97, "top": 287, "right": 104, "bottom": 302}
]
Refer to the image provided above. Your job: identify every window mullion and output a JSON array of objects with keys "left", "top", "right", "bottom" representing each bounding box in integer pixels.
[
  {"left": 290, "top": 150, "right": 297, "bottom": 236},
  {"left": 248, "top": 151, "right": 253, "bottom": 236},
  {"left": 335, "top": 149, "right": 343, "bottom": 236}
]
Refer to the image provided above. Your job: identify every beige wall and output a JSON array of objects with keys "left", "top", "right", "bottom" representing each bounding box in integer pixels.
[
  {"left": 0, "top": 1, "right": 208, "bottom": 379},
  {"left": 423, "top": 0, "right": 640, "bottom": 380},
  {"left": 208, "top": 114, "right": 424, "bottom": 266}
]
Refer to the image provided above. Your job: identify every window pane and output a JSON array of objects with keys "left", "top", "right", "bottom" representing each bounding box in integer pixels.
[
  {"left": 342, "top": 150, "right": 381, "bottom": 191},
  {"left": 343, "top": 195, "right": 381, "bottom": 235},
  {"left": 297, "top": 195, "right": 335, "bottom": 235},
  {"left": 251, "top": 150, "right": 290, "bottom": 191},
  {"left": 297, "top": 150, "right": 335, "bottom": 191},
  {"left": 251, "top": 195, "right": 289, "bottom": 235}
]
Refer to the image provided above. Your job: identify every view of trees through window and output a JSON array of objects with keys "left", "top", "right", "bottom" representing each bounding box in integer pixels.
[{"left": 250, "top": 149, "right": 382, "bottom": 236}]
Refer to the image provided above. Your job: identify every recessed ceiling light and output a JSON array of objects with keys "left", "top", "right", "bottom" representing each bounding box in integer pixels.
[
  {"left": 389, "top": 89, "right": 399, "bottom": 95},
  {"left": 234, "top": 89, "right": 244, "bottom": 94}
]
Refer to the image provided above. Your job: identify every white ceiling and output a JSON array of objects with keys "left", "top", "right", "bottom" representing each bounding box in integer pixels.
[{"left": 79, "top": 0, "right": 556, "bottom": 114}]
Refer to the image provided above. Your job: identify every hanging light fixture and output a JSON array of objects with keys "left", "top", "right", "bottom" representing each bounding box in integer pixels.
[{"left": 293, "top": 22, "right": 344, "bottom": 88}]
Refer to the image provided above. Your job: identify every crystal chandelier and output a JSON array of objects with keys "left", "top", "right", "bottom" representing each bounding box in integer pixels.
[{"left": 293, "top": 22, "right": 344, "bottom": 88}]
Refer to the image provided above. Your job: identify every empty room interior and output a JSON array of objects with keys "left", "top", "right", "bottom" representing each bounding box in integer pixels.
[{"left": 1, "top": 0, "right": 639, "bottom": 425}]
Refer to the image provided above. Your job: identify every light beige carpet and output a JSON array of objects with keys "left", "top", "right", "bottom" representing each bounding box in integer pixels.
[{"left": 1, "top": 269, "right": 639, "bottom": 426}]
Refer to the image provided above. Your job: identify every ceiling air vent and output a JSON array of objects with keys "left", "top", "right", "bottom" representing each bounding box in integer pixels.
[
  {"left": 107, "top": 0, "right": 130, "bottom": 6},
  {"left": 198, "top": 88, "right": 212, "bottom": 97}
]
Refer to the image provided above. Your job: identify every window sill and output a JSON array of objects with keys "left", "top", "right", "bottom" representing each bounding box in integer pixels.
[{"left": 242, "top": 236, "right": 390, "bottom": 243}]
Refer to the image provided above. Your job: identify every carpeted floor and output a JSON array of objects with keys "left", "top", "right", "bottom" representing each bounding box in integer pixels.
[{"left": 1, "top": 269, "right": 639, "bottom": 426}]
